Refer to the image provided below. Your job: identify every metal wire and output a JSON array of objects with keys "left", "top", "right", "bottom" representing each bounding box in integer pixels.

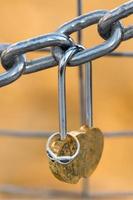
[
  {"left": 77, "top": 0, "right": 85, "bottom": 125},
  {"left": 0, "top": 129, "right": 133, "bottom": 138},
  {"left": 109, "top": 51, "right": 133, "bottom": 57},
  {"left": 77, "top": 1, "right": 90, "bottom": 198},
  {"left": 0, "top": 184, "right": 133, "bottom": 199}
]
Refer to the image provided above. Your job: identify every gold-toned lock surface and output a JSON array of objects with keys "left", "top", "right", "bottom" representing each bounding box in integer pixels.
[
  {"left": 49, "top": 133, "right": 80, "bottom": 183},
  {"left": 48, "top": 126, "right": 104, "bottom": 184},
  {"left": 79, "top": 125, "right": 104, "bottom": 177}
]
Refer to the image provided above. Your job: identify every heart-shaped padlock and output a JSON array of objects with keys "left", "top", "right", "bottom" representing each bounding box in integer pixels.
[
  {"left": 48, "top": 125, "right": 103, "bottom": 184},
  {"left": 46, "top": 47, "right": 104, "bottom": 184}
]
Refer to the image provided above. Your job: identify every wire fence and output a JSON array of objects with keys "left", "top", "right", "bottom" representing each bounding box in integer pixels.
[{"left": 0, "top": 0, "right": 133, "bottom": 199}]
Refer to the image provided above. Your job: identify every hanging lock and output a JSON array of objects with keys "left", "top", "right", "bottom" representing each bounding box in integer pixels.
[
  {"left": 46, "top": 46, "right": 104, "bottom": 184},
  {"left": 48, "top": 126, "right": 103, "bottom": 184},
  {"left": 46, "top": 46, "right": 81, "bottom": 165}
]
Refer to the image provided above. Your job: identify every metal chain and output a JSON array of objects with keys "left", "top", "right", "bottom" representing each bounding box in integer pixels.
[{"left": 0, "top": 0, "right": 132, "bottom": 87}]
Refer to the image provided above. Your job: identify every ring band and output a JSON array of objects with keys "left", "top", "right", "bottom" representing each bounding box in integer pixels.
[{"left": 46, "top": 132, "right": 80, "bottom": 165}]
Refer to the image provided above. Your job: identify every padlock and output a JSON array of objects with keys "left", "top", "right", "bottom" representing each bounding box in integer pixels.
[
  {"left": 48, "top": 125, "right": 103, "bottom": 184},
  {"left": 46, "top": 46, "right": 104, "bottom": 184}
]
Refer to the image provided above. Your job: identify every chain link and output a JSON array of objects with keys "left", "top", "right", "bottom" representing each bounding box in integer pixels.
[
  {"left": 0, "top": 0, "right": 132, "bottom": 87},
  {"left": 53, "top": 11, "right": 123, "bottom": 65},
  {"left": 1, "top": 33, "right": 73, "bottom": 70},
  {"left": 98, "top": 0, "right": 133, "bottom": 40}
]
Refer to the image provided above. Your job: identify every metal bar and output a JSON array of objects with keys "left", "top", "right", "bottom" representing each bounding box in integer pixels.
[
  {"left": 0, "top": 130, "right": 133, "bottom": 138},
  {"left": 0, "top": 184, "right": 133, "bottom": 199},
  {"left": 77, "top": 0, "right": 85, "bottom": 125},
  {"left": 58, "top": 47, "right": 78, "bottom": 140},
  {"left": 104, "top": 131, "right": 133, "bottom": 138},
  {"left": 77, "top": 0, "right": 90, "bottom": 198},
  {"left": 85, "top": 61, "right": 93, "bottom": 127},
  {"left": 0, "top": 130, "right": 51, "bottom": 138},
  {"left": 109, "top": 51, "right": 133, "bottom": 57}
]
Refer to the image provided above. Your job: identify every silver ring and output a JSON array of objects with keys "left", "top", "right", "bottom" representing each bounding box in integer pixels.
[{"left": 46, "top": 132, "right": 80, "bottom": 165}]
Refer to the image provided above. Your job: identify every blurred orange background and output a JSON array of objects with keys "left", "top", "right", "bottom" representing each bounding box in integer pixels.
[{"left": 0, "top": 0, "right": 133, "bottom": 199}]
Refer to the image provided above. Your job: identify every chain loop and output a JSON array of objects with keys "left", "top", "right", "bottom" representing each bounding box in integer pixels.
[
  {"left": 0, "top": 54, "right": 26, "bottom": 87},
  {"left": 1, "top": 33, "right": 74, "bottom": 71},
  {"left": 53, "top": 16, "right": 123, "bottom": 65},
  {"left": 98, "top": 0, "right": 133, "bottom": 40}
]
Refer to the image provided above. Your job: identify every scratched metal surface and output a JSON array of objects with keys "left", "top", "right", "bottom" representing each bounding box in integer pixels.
[{"left": 0, "top": 0, "right": 133, "bottom": 199}]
